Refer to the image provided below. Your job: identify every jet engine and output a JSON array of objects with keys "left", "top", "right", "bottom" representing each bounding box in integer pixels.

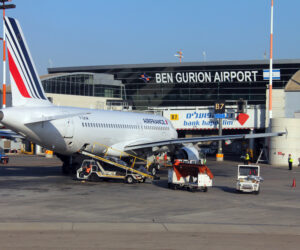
[{"left": 174, "top": 143, "right": 201, "bottom": 163}]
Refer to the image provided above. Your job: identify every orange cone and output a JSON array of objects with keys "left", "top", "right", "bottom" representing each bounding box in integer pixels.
[{"left": 292, "top": 178, "right": 296, "bottom": 188}]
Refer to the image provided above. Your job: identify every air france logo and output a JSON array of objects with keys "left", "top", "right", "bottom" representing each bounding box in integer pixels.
[{"left": 143, "top": 118, "right": 168, "bottom": 125}]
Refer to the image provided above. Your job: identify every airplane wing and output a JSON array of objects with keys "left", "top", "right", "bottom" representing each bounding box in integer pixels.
[
  {"left": 0, "top": 129, "right": 24, "bottom": 139},
  {"left": 124, "top": 131, "right": 286, "bottom": 151}
]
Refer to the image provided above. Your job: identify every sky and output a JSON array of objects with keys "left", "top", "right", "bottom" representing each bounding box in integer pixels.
[{"left": 1, "top": 0, "right": 300, "bottom": 77}]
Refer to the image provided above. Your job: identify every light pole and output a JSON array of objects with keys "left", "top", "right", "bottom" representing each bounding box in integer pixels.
[
  {"left": 268, "top": 0, "right": 274, "bottom": 123},
  {"left": 0, "top": 0, "right": 16, "bottom": 109}
]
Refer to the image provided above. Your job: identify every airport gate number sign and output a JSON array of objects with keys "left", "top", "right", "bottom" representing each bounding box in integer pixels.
[
  {"left": 214, "top": 101, "right": 225, "bottom": 114},
  {"left": 214, "top": 100, "right": 226, "bottom": 118}
]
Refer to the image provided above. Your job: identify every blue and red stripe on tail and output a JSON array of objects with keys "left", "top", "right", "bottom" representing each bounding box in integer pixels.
[{"left": 5, "top": 16, "right": 51, "bottom": 106}]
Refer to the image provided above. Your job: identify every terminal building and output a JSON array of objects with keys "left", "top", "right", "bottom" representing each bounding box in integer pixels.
[{"left": 44, "top": 59, "right": 300, "bottom": 137}]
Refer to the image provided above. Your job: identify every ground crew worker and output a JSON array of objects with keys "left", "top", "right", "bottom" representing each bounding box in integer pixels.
[
  {"left": 244, "top": 152, "right": 250, "bottom": 165},
  {"left": 288, "top": 154, "right": 293, "bottom": 170}
]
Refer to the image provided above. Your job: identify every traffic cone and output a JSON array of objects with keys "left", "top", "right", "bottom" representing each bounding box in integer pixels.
[{"left": 292, "top": 178, "right": 296, "bottom": 188}]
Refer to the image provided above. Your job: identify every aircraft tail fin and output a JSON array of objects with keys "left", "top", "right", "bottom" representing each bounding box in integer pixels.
[{"left": 4, "top": 16, "right": 52, "bottom": 107}]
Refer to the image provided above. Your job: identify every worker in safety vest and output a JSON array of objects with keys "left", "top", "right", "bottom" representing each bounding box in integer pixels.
[
  {"left": 243, "top": 151, "right": 250, "bottom": 165},
  {"left": 84, "top": 164, "right": 92, "bottom": 175},
  {"left": 288, "top": 154, "right": 293, "bottom": 170}
]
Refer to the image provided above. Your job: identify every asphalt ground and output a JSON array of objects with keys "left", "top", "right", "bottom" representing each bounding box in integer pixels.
[{"left": 0, "top": 155, "right": 299, "bottom": 249}]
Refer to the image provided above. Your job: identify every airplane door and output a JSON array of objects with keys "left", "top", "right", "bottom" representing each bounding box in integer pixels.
[{"left": 64, "top": 118, "right": 74, "bottom": 138}]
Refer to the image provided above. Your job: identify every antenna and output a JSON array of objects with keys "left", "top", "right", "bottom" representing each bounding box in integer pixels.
[{"left": 203, "top": 51, "right": 206, "bottom": 62}]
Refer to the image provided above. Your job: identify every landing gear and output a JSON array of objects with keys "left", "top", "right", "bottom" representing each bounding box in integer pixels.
[
  {"left": 62, "top": 163, "right": 70, "bottom": 175},
  {"left": 57, "top": 154, "right": 83, "bottom": 176}
]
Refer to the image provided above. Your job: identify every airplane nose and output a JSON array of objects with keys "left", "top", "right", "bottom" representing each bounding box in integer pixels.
[{"left": 0, "top": 111, "right": 3, "bottom": 121}]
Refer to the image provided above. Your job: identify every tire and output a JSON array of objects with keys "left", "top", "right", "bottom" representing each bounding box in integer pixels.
[
  {"left": 125, "top": 175, "right": 134, "bottom": 184},
  {"left": 203, "top": 187, "right": 208, "bottom": 192},
  {"left": 89, "top": 173, "right": 99, "bottom": 182},
  {"left": 149, "top": 166, "right": 157, "bottom": 176},
  {"left": 254, "top": 188, "right": 260, "bottom": 195}
]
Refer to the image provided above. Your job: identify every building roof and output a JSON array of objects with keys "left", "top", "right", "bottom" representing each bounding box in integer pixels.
[{"left": 48, "top": 59, "right": 300, "bottom": 73}]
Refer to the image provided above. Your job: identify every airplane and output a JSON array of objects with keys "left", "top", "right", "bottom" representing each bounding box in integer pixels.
[{"left": 0, "top": 16, "right": 285, "bottom": 175}]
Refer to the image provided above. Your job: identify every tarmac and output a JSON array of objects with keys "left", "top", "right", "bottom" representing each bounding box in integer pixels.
[{"left": 0, "top": 155, "right": 299, "bottom": 249}]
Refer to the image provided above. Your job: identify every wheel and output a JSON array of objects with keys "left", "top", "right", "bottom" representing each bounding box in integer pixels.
[
  {"left": 203, "top": 187, "right": 208, "bottom": 192},
  {"left": 254, "top": 188, "right": 260, "bottom": 195},
  {"left": 168, "top": 183, "right": 171, "bottom": 189},
  {"left": 125, "top": 175, "right": 134, "bottom": 184},
  {"left": 89, "top": 173, "right": 99, "bottom": 182},
  {"left": 149, "top": 166, "right": 157, "bottom": 176}
]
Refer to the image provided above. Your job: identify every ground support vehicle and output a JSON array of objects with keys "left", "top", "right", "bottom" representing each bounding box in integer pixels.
[
  {"left": 76, "top": 159, "right": 148, "bottom": 183},
  {"left": 0, "top": 151, "right": 9, "bottom": 164},
  {"left": 236, "top": 165, "right": 263, "bottom": 194},
  {"left": 167, "top": 160, "right": 214, "bottom": 192},
  {"left": 77, "top": 149, "right": 154, "bottom": 183}
]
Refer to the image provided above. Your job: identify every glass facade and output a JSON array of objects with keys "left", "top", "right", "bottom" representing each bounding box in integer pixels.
[
  {"left": 47, "top": 60, "right": 300, "bottom": 110},
  {"left": 42, "top": 73, "right": 125, "bottom": 99}
]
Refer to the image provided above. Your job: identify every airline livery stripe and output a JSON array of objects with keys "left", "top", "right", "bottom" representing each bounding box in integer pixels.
[
  {"left": 8, "top": 18, "right": 46, "bottom": 100},
  {"left": 7, "top": 48, "right": 31, "bottom": 98},
  {"left": 5, "top": 17, "right": 47, "bottom": 100},
  {"left": 5, "top": 30, "right": 36, "bottom": 98},
  {"left": 5, "top": 18, "right": 38, "bottom": 99}
]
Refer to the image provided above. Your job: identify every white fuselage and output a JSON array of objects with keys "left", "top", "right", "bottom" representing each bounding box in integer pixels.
[{"left": 0, "top": 106, "right": 178, "bottom": 156}]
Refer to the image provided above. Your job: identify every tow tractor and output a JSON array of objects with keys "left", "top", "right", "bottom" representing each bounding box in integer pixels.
[
  {"left": 168, "top": 160, "right": 214, "bottom": 192},
  {"left": 236, "top": 165, "right": 263, "bottom": 194}
]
